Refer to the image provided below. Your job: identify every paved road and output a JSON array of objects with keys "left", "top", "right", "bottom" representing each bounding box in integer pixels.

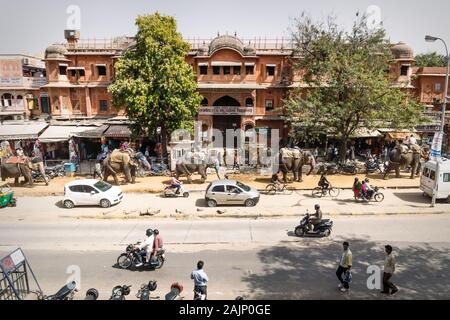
[
  {"left": 1, "top": 188, "right": 449, "bottom": 221},
  {"left": 1, "top": 215, "right": 449, "bottom": 300}
]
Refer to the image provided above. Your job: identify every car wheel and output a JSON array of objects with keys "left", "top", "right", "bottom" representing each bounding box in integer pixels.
[
  {"left": 100, "top": 199, "right": 111, "bottom": 208},
  {"left": 207, "top": 199, "right": 217, "bottom": 208},
  {"left": 64, "top": 200, "right": 75, "bottom": 209},
  {"left": 245, "top": 199, "right": 256, "bottom": 207}
]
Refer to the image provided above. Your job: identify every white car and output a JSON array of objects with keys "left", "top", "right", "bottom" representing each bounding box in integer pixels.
[{"left": 63, "top": 179, "right": 123, "bottom": 209}]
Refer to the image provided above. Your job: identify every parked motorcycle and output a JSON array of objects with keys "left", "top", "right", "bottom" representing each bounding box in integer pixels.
[
  {"left": 109, "top": 285, "right": 131, "bottom": 300},
  {"left": 294, "top": 213, "right": 333, "bottom": 237},
  {"left": 117, "top": 243, "right": 166, "bottom": 270},
  {"left": 317, "top": 163, "right": 339, "bottom": 175},
  {"left": 354, "top": 187, "right": 384, "bottom": 202},
  {"left": 84, "top": 288, "right": 99, "bottom": 300},
  {"left": 163, "top": 184, "right": 189, "bottom": 198},
  {"left": 337, "top": 162, "right": 358, "bottom": 174},
  {"left": 136, "top": 280, "right": 158, "bottom": 300},
  {"left": 165, "top": 282, "right": 184, "bottom": 300},
  {"left": 38, "top": 281, "right": 77, "bottom": 300},
  {"left": 31, "top": 171, "right": 51, "bottom": 184},
  {"left": 365, "top": 157, "right": 386, "bottom": 174}
]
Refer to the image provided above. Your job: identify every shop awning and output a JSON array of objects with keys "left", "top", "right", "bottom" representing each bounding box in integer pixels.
[
  {"left": 350, "top": 128, "right": 382, "bottom": 138},
  {"left": 0, "top": 123, "right": 48, "bottom": 141},
  {"left": 211, "top": 61, "right": 242, "bottom": 67},
  {"left": 75, "top": 125, "right": 110, "bottom": 139},
  {"left": 103, "top": 125, "right": 131, "bottom": 138},
  {"left": 39, "top": 125, "right": 98, "bottom": 143},
  {"left": 386, "top": 132, "right": 420, "bottom": 141}
]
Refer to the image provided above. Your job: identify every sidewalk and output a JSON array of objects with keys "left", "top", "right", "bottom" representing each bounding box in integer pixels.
[{"left": 8, "top": 171, "right": 421, "bottom": 197}]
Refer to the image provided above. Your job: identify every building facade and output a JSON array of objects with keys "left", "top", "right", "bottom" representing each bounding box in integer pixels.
[{"left": 0, "top": 54, "right": 47, "bottom": 122}]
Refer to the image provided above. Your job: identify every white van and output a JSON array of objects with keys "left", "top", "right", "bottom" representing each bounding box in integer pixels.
[{"left": 420, "top": 160, "right": 450, "bottom": 203}]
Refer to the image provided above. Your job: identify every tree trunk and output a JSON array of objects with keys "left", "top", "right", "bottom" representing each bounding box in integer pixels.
[{"left": 338, "top": 137, "right": 348, "bottom": 163}]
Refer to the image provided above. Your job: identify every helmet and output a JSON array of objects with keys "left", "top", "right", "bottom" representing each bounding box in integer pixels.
[
  {"left": 314, "top": 204, "right": 320, "bottom": 210},
  {"left": 146, "top": 229, "right": 153, "bottom": 237},
  {"left": 154, "top": 229, "right": 159, "bottom": 235},
  {"left": 148, "top": 280, "right": 158, "bottom": 292}
]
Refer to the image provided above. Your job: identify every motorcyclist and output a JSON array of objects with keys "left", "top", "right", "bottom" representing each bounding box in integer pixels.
[
  {"left": 151, "top": 229, "right": 164, "bottom": 263},
  {"left": 134, "top": 229, "right": 154, "bottom": 267},
  {"left": 362, "top": 178, "right": 374, "bottom": 199},
  {"left": 169, "top": 173, "right": 182, "bottom": 194},
  {"left": 308, "top": 204, "right": 323, "bottom": 232}
]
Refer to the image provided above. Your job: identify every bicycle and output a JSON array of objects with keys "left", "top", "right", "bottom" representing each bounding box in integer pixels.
[
  {"left": 312, "top": 184, "right": 340, "bottom": 198},
  {"left": 265, "top": 182, "right": 294, "bottom": 195}
]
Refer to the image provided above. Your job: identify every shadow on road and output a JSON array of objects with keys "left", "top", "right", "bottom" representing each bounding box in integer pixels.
[
  {"left": 242, "top": 239, "right": 450, "bottom": 299},
  {"left": 393, "top": 192, "right": 440, "bottom": 205}
]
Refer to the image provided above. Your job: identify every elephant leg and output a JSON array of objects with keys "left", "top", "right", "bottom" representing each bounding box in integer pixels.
[
  {"left": 14, "top": 177, "right": 19, "bottom": 185},
  {"left": 384, "top": 165, "right": 391, "bottom": 180},
  {"left": 130, "top": 167, "right": 136, "bottom": 184},
  {"left": 123, "top": 165, "right": 132, "bottom": 184},
  {"left": 297, "top": 166, "right": 302, "bottom": 182}
]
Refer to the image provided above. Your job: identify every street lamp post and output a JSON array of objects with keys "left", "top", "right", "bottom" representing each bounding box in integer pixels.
[{"left": 425, "top": 35, "right": 449, "bottom": 207}]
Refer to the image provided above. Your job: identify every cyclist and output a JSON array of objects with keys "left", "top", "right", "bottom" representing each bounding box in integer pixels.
[{"left": 318, "top": 172, "right": 330, "bottom": 191}]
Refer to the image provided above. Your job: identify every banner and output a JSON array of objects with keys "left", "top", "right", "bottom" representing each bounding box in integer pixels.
[{"left": 431, "top": 132, "right": 443, "bottom": 160}]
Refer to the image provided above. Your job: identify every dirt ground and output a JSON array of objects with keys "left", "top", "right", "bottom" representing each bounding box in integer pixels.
[{"left": 5, "top": 170, "right": 421, "bottom": 197}]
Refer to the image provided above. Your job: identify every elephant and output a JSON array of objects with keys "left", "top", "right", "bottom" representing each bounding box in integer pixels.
[
  {"left": 174, "top": 151, "right": 213, "bottom": 184},
  {"left": 272, "top": 147, "right": 316, "bottom": 183},
  {"left": 102, "top": 149, "right": 141, "bottom": 185},
  {"left": 1, "top": 157, "right": 33, "bottom": 186},
  {"left": 383, "top": 144, "right": 429, "bottom": 180}
]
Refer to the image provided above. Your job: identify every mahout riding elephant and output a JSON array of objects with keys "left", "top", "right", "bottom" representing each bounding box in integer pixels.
[
  {"left": 174, "top": 151, "right": 214, "bottom": 184},
  {"left": 102, "top": 148, "right": 141, "bottom": 185},
  {"left": 383, "top": 144, "right": 429, "bottom": 180},
  {"left": 272, "top": 147, "right": 316, "bottom": 183},
  {"left": 0, "top": 156, "right": 33, "bottom": 186}
]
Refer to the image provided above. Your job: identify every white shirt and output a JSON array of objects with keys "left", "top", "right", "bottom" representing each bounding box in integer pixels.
[
  {"left": 138, "top": 235, "right": 155, "bottom": 251},
  {"left": 409, "top": 136, "right": 417, "bottom": 145}
]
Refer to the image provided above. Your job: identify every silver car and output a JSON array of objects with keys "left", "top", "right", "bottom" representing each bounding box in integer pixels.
[{"left": 205, "top": 180, "right": 260, "bottom": 207}]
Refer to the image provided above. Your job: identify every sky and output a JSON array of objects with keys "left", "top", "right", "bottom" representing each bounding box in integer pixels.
[{"left": 1, "top": 0, "right": 450, "bottom": 56}]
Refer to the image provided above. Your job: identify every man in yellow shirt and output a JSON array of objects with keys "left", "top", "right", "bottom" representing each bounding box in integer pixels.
[{"left": 336, "top": 241, "right": 352, "bottom": 292}]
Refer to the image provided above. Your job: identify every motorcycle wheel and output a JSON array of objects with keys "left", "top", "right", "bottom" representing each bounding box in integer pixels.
[
  {"left": 183, "top": 192, "right": 189, "bottom": 198},
  {"left": 374, "top": 193, "right": 384, "bottom": 202},
  {"left": 294, "top": 226, "right": 305, "bottom": 237},
  {"left": 323, "top": 229, "right": 331, "bottom": 237},
  {"left": 154, "top": 257, "right": 164, "bottom": 269},
  {"left": 117, "top": 254, "right": 132, "bottom": 269}
]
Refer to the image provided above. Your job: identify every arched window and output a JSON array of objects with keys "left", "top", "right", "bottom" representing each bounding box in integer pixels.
[
  {"left": 213, "top": 96, "right": 241, "bottom": 107},
  {"left": 1, "top": 93, "right": 13, "bottom": 107},
  {"left": 245, "top": 98, "right": 254, "bottom": 107},
  {"left": 201, "top": 98, "right": 209, "bottom": 106}
]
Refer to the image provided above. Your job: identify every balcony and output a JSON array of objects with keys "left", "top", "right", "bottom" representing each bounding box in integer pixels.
[
  {"left": 199, "top": 106, "right": 254, "bottom": 116},
  {"left": 0, "top": 77, "right": 47, "bottom": 88}
]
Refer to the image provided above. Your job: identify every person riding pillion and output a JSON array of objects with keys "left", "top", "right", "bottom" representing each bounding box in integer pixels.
[
  {"left": 134, "top": 229, "right": 154, "bottom": 267},
  {"left": 308, "top": 204, "right": 323, "bottom": 231},
  {"left": 151, "top": 229, "right": 164, "bottom": 263}
]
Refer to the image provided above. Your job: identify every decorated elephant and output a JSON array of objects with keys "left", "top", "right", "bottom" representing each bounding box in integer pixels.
[
  {"left": 383, "top": 144, "right": 429, "bottom": 180},
  {"left": 0, "top": 156, "right": 33, "bottom": 186},
  {"left": 102, "top": 148, "right": 141, "bottom": 185},
  {"left": 272, "top": 147, "right": 316, "bottom": 183},
  {"left": 174, "top": 151, "right": 213, "bottom": 184}
]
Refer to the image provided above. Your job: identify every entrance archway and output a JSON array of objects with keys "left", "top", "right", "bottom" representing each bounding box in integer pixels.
[
  {"left": 213, "top": 95, "right": 240, "bottom": 107},
  {"left": 212, "top": 96, "right": 242, "bottom": 148}
]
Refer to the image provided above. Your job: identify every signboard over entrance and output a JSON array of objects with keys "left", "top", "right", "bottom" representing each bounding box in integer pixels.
[{"left": 199, "top": 106, "right": 254, "bottom": 116}]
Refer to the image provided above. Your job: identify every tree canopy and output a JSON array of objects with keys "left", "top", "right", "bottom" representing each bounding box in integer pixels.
[
  {"left": 415, "top": 52, "right": 447, "bottom": 67},
  {"left": 284, "top": 13, "right": 425, "bottom": 160},
  {"left": 108, "top": 12, "right": 202, "bottom": 152}
]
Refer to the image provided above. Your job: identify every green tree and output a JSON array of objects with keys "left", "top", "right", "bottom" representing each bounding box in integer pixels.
[
  {"left": 109, "top": 12, "right": 202, "bottom": 155},
  {"left": 415, "top": 52, "right": 447, "bottom": 67},
  {"left": 284, "top": 13, "right": 425, "bottom": 161}
]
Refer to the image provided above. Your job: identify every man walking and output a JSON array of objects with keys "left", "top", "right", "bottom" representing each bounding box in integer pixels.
[
  {"left": 191, "top": 260, "right": 209, "bottom": 300},
  {"left": 336, "top": 241, "right": 352, "bottom": 292},
  {"left": 381, "top": 245, "right": 398, "bottom": 295}
]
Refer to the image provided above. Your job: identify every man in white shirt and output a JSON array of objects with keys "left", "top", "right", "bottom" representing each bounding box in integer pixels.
[
  {"left": 191, "top": 260, "right": 209, "bottom": 299},
  {"left": 135, "top": 229, "right": 154, "bottom": 267},
  {"left": 381, "top": 245, "right": 398, "bottom": 295},
  {"left": 409, "top": 135, "right": 417, "bottom": 146}
]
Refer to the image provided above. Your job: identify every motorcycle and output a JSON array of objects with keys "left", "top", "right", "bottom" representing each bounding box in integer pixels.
[
  {"left": 365, "top": 157, "right": 386, "bottom": 174},
  {"left": 317, "top": 163, "right": 339, "bottom": 175},
  {"left": 136, "top": 280, "right": 158, "bottom": 300},
  {"left": 163, "top": 184, "right": 189, "bottom": 198},
  {"left": 354, "top": 187, "right": 384, "bottom": 202},
  {"left": 38, "top": 281, "right": 77, "bottom": 300},
  {"left": 31, "top": 171, "right": 51, "bottom": 184},
  {"left": 84, "top": 288, "right": 99, "bottom": 300},
  {"left": 110, "top": 285, "right": 131, "bottom": 300},
  {"left": 294, "top": 213, "right": 333, "bottom": 237},
  {"left": 117, "top": 243, "right": 166, "bottom": 270},
  {"left": 337, "top": 162, "right": 358, "bottom": 174},
  {"left": 165, "top": 282, "right": 184, "bottom": 300}
]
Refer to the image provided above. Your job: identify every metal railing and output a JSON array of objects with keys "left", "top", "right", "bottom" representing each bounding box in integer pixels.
[{"left": 185, "top": 37, "right": 294, "bottom": 51}]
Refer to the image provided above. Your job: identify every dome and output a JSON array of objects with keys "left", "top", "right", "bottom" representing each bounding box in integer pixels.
[
  {"left": 391, "top": 42, "right": 414, "bottom": 60},
  {"left": 209, "top": 35, "right": 245, "bottom": 55},
  {"left": 45, "top": 44, "right": 68, "bottom": 59},
  {"left": 244, "top": 42, "right": 256, "bottom": 55}
]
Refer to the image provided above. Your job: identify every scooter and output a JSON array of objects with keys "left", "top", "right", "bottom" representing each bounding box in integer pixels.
[
  {"left": 136, "top": 280, "right": 158, "bottom": 300},
  {"left": 117, "top": 244, "right": 166, "bottom": 270},
  {"left": 294, "top": 213, "right": 333, "bottom": 237},
  {"left": 354, "top": 187, "right": 384, "bottom": 202},
  {"left": 109, "top": 285, "right": 131, "bottom": 300},
  {"left": 165, "top": 282, "right": 184, "bottom": 300},
  {"left": 38, "top": 281, "right": 77, "bottom": 300},
  {"left": 163, "top": 184, "right": 189, "bottom": 198}
]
